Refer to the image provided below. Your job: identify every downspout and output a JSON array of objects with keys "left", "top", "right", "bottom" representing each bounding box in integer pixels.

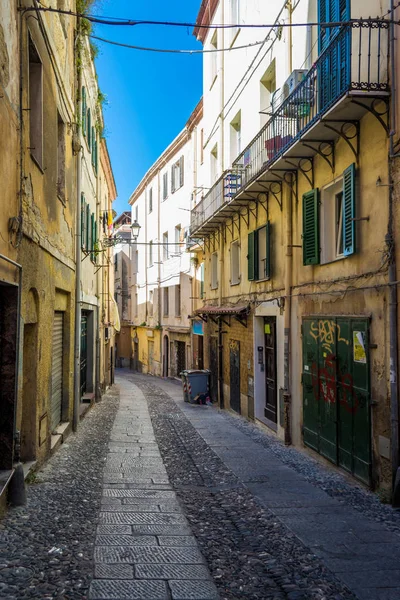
[
  {"left": 157, "top": 170, "right": 162, "bottom": 375},
  {"left": 388, "top": 0, "right": 400, "bottom": 504},
  {"left": 73, "top": 28, "right": 83, "bottom": 432},
  {"left": 283, "top": 183, "right": 293, "bottom": 445},
  {"left": 218, "top": 226, "right": 225, "bottom": 408},
  {"left": 218, "top": 1, "right": 225, "bottom": 408},
  {"left": 95, "top": 151, "right": 101, "bottom": 400}
]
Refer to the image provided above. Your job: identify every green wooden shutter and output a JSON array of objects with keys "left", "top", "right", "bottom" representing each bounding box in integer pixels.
[
  {"left": 82, "top": 87, "right": 87, "bottom": 137},
  {"left": 248, "top": 231, "right": 255, "bottom": 280},
  {"left": 343, "top": 163, "right": 356, "bottom": 256},
  {"left": 86, "top": 204, "right": 90, "bottom": 250},
  {"left": 265, "top": 221, "right": 271, "bottom": 279},
  {"left": 81, "top": 194, "right": 85, "bottom": 249},
  {"left": 302, "top": 189, "right": 320, "bottom": 265},
  {"left": 87, "top": 109, "right": 91, "bottom": 150}
]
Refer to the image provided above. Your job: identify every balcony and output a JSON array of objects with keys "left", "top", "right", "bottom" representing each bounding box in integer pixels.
[{"left": 191, "top": 21, "right": 389, "bottom": 237}]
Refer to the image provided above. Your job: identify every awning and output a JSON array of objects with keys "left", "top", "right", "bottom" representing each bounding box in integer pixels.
[{"left": 194, "top": 304, "right": 249, "bottom": 327}]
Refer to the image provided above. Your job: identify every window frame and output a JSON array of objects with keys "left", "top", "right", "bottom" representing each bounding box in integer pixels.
[
  {"left": 230, "top": 239, "right": 241, "bottom": 286},
  {"left": 163, "top": 287, "right": 169, "bottom": 317},
  {"left": 248, "top": 223, "right": 271, "bottom": 281},
  {"left": 211, "top": 251, "right": 218, "bottom": 290},
  {"left": 28, "top": 34, "right": 44, "bottom": 169}
]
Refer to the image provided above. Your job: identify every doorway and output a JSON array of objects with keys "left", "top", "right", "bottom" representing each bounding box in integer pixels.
[
  {"left": 176, "top": 341, "right": 186, "bottom": 375},
  {"left": 264, "top": 317, "right": 277, "bottom": 423},
  {"left": 230, "top": 340, "right": 240, "bottom": 414},
  {"left": 209, "top": 337, "right": 218, "bottom": 403},
  {"left": 21, "top": 323, "right": 38, "bottom": 461},
  {"left": 163, "top": 335, "right": 169, "bottom": 377},
  {"left": 302, "top": 317, "right": 371, "bottom": 484}
]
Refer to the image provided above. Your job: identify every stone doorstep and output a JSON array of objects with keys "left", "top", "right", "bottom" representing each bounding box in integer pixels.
[
  {"left": 50, "top": 421, "right": 72, "bottom": 454},
  {"left": 82, "top": 392, "right": 96, "bottom": 404}
]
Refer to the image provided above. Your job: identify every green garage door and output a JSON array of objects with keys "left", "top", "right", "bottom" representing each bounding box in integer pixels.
[{"left": 302, "top": 317, "right": 371, "bottom": 485}]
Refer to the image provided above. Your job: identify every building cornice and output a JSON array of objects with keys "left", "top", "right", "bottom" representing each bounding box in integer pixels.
[
  {"left": 129, "top": 99, "right": 203, "bottom": 206},
  {"left": 193, "top": 0, "right": 219, "bottom": 44}
]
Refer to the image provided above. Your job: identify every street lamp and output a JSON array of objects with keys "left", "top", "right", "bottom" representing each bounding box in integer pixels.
[{"left": 131, "top": 219, "right": 141, "bottom": 240}]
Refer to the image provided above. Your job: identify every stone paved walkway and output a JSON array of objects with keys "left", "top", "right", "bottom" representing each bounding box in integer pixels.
[
  {"left": 148, "top": 374, "right": 400, "bottom": 600},
  {"left": 89, "top": 376, "right": 218, "bottom": 600}
]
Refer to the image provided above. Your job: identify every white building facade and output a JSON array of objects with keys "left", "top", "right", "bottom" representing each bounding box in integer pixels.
[{"left": 129, "top": 101, "right": 203, "bottom": 377}]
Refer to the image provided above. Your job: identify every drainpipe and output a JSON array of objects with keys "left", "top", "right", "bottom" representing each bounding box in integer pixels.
[
  {"left": 388, "top": 0, "right": 400, "bottom": 505},
  {"left": 95, "top": 159, "right": 101, "bottom": 400},
  {"left": 283, "top": 181, "right": 293, "bottom": 445},
  {"left": 218, "top": 226, "right": 225, "bottom": 408},
  {"left": 73, "top": 32, "right": 83, "bottom": 432},
  {"left": 157, "top": 169, "right": 162, "bottom": 375}
]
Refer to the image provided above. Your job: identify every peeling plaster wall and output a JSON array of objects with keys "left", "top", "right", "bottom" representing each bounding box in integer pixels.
[{"left": 16, "top": 1, "right": 77, "bottom": 464}]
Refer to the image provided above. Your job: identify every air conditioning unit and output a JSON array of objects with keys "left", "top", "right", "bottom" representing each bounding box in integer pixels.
[{"left": 282, "top": 69, "right": 308, "bottom": 101}]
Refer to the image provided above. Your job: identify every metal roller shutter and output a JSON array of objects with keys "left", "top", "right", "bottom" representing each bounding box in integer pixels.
[{"left": 51, "top": 312, "right": 64, "bottom": 431}]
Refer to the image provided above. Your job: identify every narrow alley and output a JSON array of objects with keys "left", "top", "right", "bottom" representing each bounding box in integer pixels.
[{"left": 2, "top": 371, "right": 400, "bottom": 599}]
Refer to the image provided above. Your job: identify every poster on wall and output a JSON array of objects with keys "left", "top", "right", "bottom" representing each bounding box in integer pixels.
[{"left": 353, "top": 331, "right": 367, "bottom": 364}]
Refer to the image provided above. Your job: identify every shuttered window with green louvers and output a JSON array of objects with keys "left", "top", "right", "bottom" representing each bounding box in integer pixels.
[
  {"left": 343, "top": 163, "right": 355, "bottom": 256},
  {"left": 81, "top": 193, "right": 86, "bottom": 250},
  {"left": 87, "top": 108, "right": 91, "bottom": 150},
  {"left": 86, "top": 204, "right": 91, "bottom": 250},
  {"left": 302, "top": 189, "right": 320, "bottom": 265},
  {"left": 247, "top": 222, "right": 271, "bottom": 281},
  {"left": 82, "top": 87, "right": 87, "bottom": 137}
]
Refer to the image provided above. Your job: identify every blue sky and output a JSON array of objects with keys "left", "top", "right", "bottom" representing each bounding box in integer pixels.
[{"left": 93, "top": 0, "right": 203, "bottom": 215}]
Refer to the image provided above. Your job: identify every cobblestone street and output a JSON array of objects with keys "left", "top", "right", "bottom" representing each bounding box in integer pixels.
[{"left": 3, "top": 370, "right": 400, "bottom": 599}]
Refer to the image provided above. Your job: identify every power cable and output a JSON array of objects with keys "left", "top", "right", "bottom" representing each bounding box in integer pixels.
[
  {"left": 20, "top": 6, "right": 398, "bottom": 30},
  {"left": 88, "top": 34, "right": 268, "bottom": 54}
]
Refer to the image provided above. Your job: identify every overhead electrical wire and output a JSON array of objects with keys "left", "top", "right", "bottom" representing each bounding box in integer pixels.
[
  {"left": 21, "top": 6, "right": 399, "bottom": 29},
  {"left": 88, "top": 34, "right": 268, "bottom": 54}
]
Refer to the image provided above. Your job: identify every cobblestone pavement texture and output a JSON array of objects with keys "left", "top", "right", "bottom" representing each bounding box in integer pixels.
[
  {"left": 2, "top": 372, "right": 400, "bottom": 599},
  {"left": 133, "top": 372, "right": 400, "bottom": 600},
  {"left": 0, "top": 388, "right": 119, "bottom": 599},
  {"left": 89, "top": 376, "right": 219, "bottom": 600}
]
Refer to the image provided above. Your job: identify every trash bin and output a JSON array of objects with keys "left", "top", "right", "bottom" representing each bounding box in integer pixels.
[{"left": 180, "top": 370, "right": 210, "bottom": 404}]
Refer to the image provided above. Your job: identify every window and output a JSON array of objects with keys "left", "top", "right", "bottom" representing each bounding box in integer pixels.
[
  {"left": 302, "top": 164, "right": 355, "bottom": 266},
  {"left": 210, "top": 144, "right": 218, "bottom": 183},
  {"left": 149, "top": 290, "right": 154, "bottom": 317},
  {"left": 175, "top": 285, "right": 181, "bottom": 317},
  {"left": 229, "top": 0, "right": 240, "bottom": 44},
  {"left": 200, "top": 128, "right": 204, "bottom": 165},
  {"left": 230, "top": 240, "right": 240, "bottom": 285},
  {"left": 91, "top": 126, "right": 98, "bottom": 173},
  {"left": 163, "top": 287, "right": 169, "bottom": 316},
  {"left": 248, "top": 223, "right": 271, "bottom": 281},
  {"left": 200, "top": 262, "right": 205, "bottom": 299},
  {"left": 148, "top": 188, "right": 153, "bottom": 213},
  {"left": 114, "top": 253, "right": 118, "bottom": 272},
  {"left": 81, "top": 86, "right": 87, "bottom": 137},
  {"left": 260, "top": 60, "right": 276, "bottom": 127},
  {"left": 230, "top": 111, "right": 241, "bottom": 164},
  {"left": 163, "top": 172, "right": 168, "bottom": 200},
  {"left": 134, "top": 292, "right": 138, "bottom": 317},
  {"left": 210, "top": 31, "right": 218, "bottom": 85},
  {"left": 57, "top": 112, "right": 66, "bottom": 202},
  {"left": 318, "top": 0, "right": 350, "bottom": 51},
  {"left": 163, "top": 232, "right": 169, "bottom": 260},
  {"left": 29, "top": 36, "right": 43, "bottom": 168},
  {"left": 149, "top": 241, "right": 154, "bottom": 267},
  {"left": 175, "top": 225, "right": 182, "bottom": 254},
  {"left": 171, "top": 156, "right": 184, "bottom": 193},
  {"left": 87, "top": 108, "right": 91, "bottom": 150},
  {"left": 133, "top": 249, "right": 139, "bottom": 275},
  {"left": 211, "top": 252, "right": 218, "bottom": 289}
]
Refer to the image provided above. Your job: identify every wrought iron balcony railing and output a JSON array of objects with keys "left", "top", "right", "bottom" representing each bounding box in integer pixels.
[{"left": 191, "top": 21, "right": 389, "bottom": 235}]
